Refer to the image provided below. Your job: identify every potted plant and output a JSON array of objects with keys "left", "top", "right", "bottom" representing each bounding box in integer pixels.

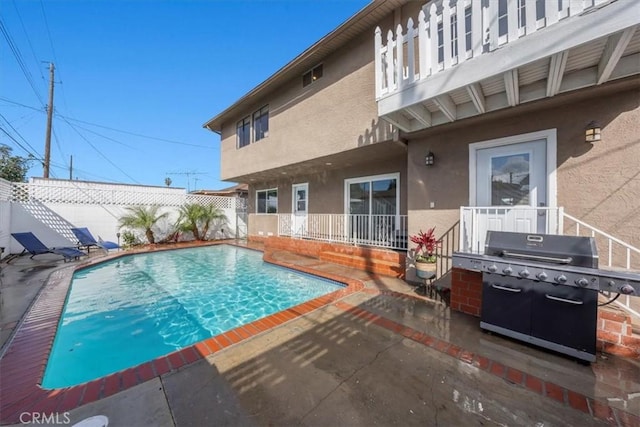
[{"left": 410, "top": 227, "right": 438, "bottom": 279}]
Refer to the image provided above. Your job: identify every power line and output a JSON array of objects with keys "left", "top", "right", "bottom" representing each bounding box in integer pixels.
[
  {"left": 0, "top": 113, "right": 42, "bottom": 158},
  {"left": 0, "top": 97, "right": 214, "bottom": 149},
  {"left": 38, "top": 0, "right": 60, "bottom": 71},
  {"left": 57, "top": 115, "right": 141, "bottom": 184},
  {"left": 11, "top": 0, "right": 46, "bottom": 83},
  {"left": 0, "top": 127, "right": 39, "bottom": 160},
  {"left": 0, "top": 19, "right": 46, "bottom": 107},
  {"left": 60, "top": 115, "right": 215, "bottom": 149}
]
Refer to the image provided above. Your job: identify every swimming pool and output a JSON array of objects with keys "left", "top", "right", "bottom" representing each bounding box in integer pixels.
[{"left": 42, "top": 245, "right": 344, "bottom": 388}]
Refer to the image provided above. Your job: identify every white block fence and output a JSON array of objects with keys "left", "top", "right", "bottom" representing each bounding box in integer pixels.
[{"left": 0, "top": 178, "right": 244, "bottom": 257}]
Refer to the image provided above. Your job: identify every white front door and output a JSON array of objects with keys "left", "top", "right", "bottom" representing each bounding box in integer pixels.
[
  {"left": 469, "top": 130, "right": 556, "bottom": 252},
  {"left": 292, "top": 183, "right": 308, "bottom": 235}
]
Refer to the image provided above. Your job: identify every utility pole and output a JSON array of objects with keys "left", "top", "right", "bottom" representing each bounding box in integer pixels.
[
  {"left": 43, "top": 62, "right": 55, "bottom": 178},
  {"left": 69, "top": 155, "right": 73, "bottom": 180}
]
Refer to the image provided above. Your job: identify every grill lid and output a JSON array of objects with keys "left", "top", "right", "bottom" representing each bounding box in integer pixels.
[{"left": 484, "top": 231, "right": 598, "bottom": 268}]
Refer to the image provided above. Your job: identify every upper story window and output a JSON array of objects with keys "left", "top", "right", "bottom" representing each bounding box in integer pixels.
[
  {"left": 302, "top": 64, "right": 323, "bottom": 87},
  {"left": 253, "top": 105, "right": 269, "bottom": 142},
  {"left": 256, "top": 188, "right": 278, "bottom": 213},
  {"left": 237, "top": 116, "right": 250, "bottom": 148}
]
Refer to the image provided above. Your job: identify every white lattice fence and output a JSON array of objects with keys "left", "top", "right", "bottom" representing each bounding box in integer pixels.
[
  {"left": 0, "top": 178, "right": 12, "bottom": 201},
  {"left": 12, "top": 178, "right": 235, "bottom": 209},
  {"left": 5, "top": 179, "right": 244, "bottom": 254}
]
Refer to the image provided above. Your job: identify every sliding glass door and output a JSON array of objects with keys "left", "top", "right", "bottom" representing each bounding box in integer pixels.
[{"left": 345, "top": 173, "right": 399, "bottom": 244}]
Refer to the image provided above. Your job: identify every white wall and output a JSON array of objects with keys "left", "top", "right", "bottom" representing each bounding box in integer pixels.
[{"left": 4, "top": 178, "right": 241, "bottom": 255}]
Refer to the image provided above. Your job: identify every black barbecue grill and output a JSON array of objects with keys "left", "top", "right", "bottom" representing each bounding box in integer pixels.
[{"left": 453, "top": 231, "right": 640, "bottom": 363}]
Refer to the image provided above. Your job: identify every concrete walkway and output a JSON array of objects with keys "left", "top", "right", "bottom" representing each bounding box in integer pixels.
[{"left": 1, "top": 243, "right": 639, "bottom": 426}]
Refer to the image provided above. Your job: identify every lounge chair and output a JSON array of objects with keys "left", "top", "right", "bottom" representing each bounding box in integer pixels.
[
  {"left": 11, "top": 232, "right": 87, "bottom": 262},
  {"left": 71, "top": 227, "right": 120, "bottom": 253}
]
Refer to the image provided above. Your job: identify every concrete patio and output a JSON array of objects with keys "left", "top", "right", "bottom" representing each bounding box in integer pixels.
[{"left": 0, "top": 242, "right": 638, "bottom": 426}]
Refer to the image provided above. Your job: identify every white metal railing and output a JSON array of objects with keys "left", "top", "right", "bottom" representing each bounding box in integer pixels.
[
  {"left": 375, "top": 0, "right": 609, "bottom": 98},
  {"left": 459, "top": 206, "right": 640, "bottom": 322},
  {"left": 278, "top": 214, "right": 408, "bottom": 250},
  {"left": 459, "top": 206, "right": 564, "bottom": 253},
  {"left": 562, "top": 212, "right": 640, "bottom": 320}
]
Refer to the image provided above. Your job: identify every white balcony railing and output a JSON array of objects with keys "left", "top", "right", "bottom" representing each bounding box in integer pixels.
[
  {"left": 278, "top": 214, "right": 408, "bottom": 250},
  {"left": 375, "top": 0, "right": 611, "bottom": 99}
]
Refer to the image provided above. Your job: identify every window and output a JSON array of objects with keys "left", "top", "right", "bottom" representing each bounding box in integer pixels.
[
  {"left": 465, "top": 7, "right": 472, "bottom": 52},
  {"left": 236, "top": 116, "right": 250, "bottom": 148},
  {"left": 256, "top": 188, "right": 278, "bottom": 213},
  {"left": 302, "top": 64, "right": 323, "bottom": 87},
  {"left": 498, "top": 0, "right": 508, "bottom": 37},
  {"left": 253, "top": 106, "right": 269, "bottom": 141}
]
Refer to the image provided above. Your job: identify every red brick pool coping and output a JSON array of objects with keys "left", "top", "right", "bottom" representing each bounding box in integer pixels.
[{"left": 1, "top": 245, "right": 637, "bottom": 426}]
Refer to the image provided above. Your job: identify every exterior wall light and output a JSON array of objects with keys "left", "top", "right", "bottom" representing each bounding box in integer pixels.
[
  {"left": 425, "top": 151, "right": 435, "bottom": 166},
  {"left": 585, "top": 121, "right": 601, "bottom": 143}
]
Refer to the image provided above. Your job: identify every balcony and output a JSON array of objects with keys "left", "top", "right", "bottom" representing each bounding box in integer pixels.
[{"left": 375, "top": 0, "right": 640, "bottom": 132}]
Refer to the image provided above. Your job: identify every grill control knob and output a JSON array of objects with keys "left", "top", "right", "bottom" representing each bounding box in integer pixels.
[
  {"left": 575, "top": 278, "right": 589, "bottom": 287},
  {"left": 488, "top": 264, "right": 498, "bottom": 273},
  {"left": 620, "top": 284, "right": 635, "bottom": 295},
  {"left": 519, "top": 269, "right": 530, "bottom": 278},
  {"left": 536, "top": 272, "right": 548, "bottom": 281},
  {"left": 555, "top": 275, "right": 567, "bottom": 284},
  {"left": 503, "top": 267, "right": 513, "bottom": 275}
]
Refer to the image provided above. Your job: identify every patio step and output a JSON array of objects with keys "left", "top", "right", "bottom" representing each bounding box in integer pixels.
[{"left": 319, "top": 251, "right": 405, "bottom": 278}]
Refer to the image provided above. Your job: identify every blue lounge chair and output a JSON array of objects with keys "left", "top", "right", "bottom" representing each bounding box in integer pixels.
[
  {"left": 71, "top": 227, "right": 120, "bottom": 253},
  {"left": 11, "top": 232, "right": 87, "bottom": 262}
]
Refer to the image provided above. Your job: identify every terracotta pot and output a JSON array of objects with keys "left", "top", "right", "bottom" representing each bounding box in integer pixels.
[{"left": 415, "top": 261, "right": 436, "bottom": 279}]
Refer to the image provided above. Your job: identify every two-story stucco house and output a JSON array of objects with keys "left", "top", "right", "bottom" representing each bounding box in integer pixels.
[{"left": 204, "top": 0, "right": 639, "bottom": 304}]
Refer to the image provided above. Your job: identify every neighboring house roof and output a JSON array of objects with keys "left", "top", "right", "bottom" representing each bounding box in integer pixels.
[
  {"left": 202, "top": 0, "right": 408, "bottom": 133},
  {"left": 191, "top": 183, "right": 248, "bottom": 196}
]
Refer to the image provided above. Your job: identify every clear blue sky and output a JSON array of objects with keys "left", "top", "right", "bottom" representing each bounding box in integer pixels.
[{"left": 1, "top": 0, "right": 370, "bottom": 191}]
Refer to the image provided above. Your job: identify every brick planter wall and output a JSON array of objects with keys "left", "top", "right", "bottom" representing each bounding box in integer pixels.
[
  {"left": 450, "top": 268, "right": 483, "bottom": 317},
  {"left": 256, "top": 235, "right": 406, "bottom": 278},
  {"left": 450, "top": 268, "right": 639, "bottom": 359}
]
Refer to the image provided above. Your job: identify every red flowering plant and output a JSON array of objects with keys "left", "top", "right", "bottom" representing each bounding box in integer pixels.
[{"left": 409, "top": 227, "right": 438, "bottom": 263}]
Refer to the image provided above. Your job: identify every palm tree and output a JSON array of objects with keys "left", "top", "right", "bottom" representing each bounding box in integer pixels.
[
  {"left": 200, "top": 204, "right": 227, "bottom": 240},
  {"left": 118, "top": 205, "right": 169, "bottom": 244},
  {"left": 176, "top": 203, "right": 227, "bottom": 241}
]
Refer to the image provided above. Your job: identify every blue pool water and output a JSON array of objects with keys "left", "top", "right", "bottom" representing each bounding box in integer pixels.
[{"left": 42, "top": 245, "right": 343, "bottom": 388}]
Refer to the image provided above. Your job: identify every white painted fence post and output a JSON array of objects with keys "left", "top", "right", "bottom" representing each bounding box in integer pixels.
[
  {"left": 406, "top": 18, "right": 416, "bottom": 84},
  {"left": 396, "top": 23, "right": 405, "bottom": 88},
  {"left": 471, "top": 0, "right": 483, "bottom": 57},
  {"left": 374, "top": 27, "right": 383, "bottom": 99},
  {"left": 487, "top": 0, "right": 499, "bottom": 51},
  {"left": 386, "top": 29, "right": 396, "bottom": 91},
  {"left": 456, "top": 0, "right": 467, "bottom": 64},
  {"left": 442, "top": 0, "right": 453, "bottom": 69},
  {"left": 429, "top": 2, "right": 440, "bottom": 72},
  {"left": 507, "top": 0, "right": 519, "bottom": 42},
  {"left": 418, "top": 9, "right": 430, "bottom": 77}
]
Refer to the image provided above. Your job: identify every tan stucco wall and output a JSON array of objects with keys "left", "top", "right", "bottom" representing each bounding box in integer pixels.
[
  {"left": 219, "top": 29, "right": 388, "bottom": 181},
  {"left": 407, "top": 83, "right": 640, "bottom": 251},
  {"left": 247, "top": 151, "right": 407, "bottom": 217}
]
